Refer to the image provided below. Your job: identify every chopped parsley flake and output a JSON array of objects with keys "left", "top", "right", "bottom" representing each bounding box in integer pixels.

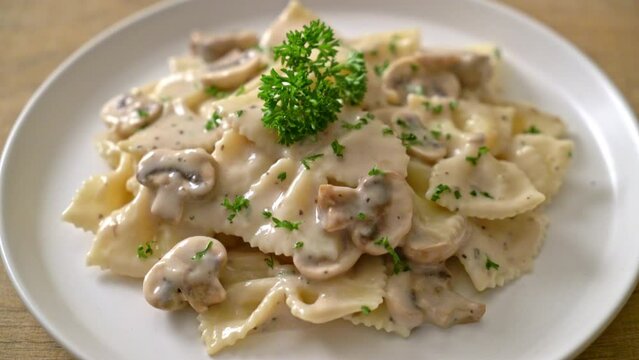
[
  {"left": 374, "top": 236, "right": 410, "bottom": 274},
  {"left": 342, "top": 113, "right": 372, "bottom": 130},
  {"left": 234, "top": 84, "right": 246, "bottom": 96},
  {"left": 485, "top": 257, "right": 500, "bottom": 270},
  {"left": 331, "top": 140, "right": 345, "bottom": 158},
  {"left": 481, "top": 191, "right": 494, "bottom": 199},
  {"left": 265, "top": 256, "right": 275, "bottom": 269},
  {"left": 399, "top": 132, "right": 422, "bottom": 147},
  {"left": 361, "top": 305, "right": 372, "bottom": 315},
  {"left": 374, "top": 60, "right": 389, "bottom": 77},
  {"left": 423, "top": 101, "right": 431, "bottom": 110},
  {"left": 205, "top": 111, "right": 222, "bottom": 131},
  {"left": 357, "top": 212, "right": 367, "bottom": 221},
  {"left": 236, "top": 110, "right": 245, "bottom": 117},
  {"left": 431, "top": 104, "right": 443, "bottom": 114},
  {"left": 221, "top": 195, "right": 249, "bottom": 223},
  {"left": 396, "top": 118, "right": 409, "bottom": 128},
  {"left": 262, "top": 210, "right": 272, "bottom": 218},
  {"left": 431, "top": 184, "right": 451, "bottom": 201},
  {"left": 136, "top": 109, "right": 149, "bottom": 118},
  {"left": 465, "top": 146, "right": 490, "bottom": 166},
  {"left": 205, "top": 85, "right": 227, "bottom": 98},
  {"left": 524, "top": 125, "right": 541, "bottom": 134},
  {"left": 258, "top": 20, "right": 367, "bottom": 145},
  {"left": 454, "top": 190, "right": 462, "bottom": 199},
  {"left": 430, "top": 129, "right": 442, "bottom": 140},
  {"left": 192, "top": 241, "right": 213, "bottom": 261},
  {"left": 368, "top": 166, "right": 385, "bottom": 176},
  {"left": 301, "top": 153, "right": 324, "bottom": 170},
  {"left": 272, "top": 217, "right": 301, "bottom": 231},
  {"left": 449, "top": 100, "right": 459, "bottom": 110},
  {"left": 470, "top": 190, "right": 478, "bottom": 197},
  {"left": 277, "top": 172, "right": 287, "bottom": 182},
  {"left": 410, "top": 63, "right": 418, "bottom": 73},
  {"left": 294, "top": 241, "right": 304, "bottom": 249},
  {"left": 382, "top": 127, "right": 394, "bottom": 136},
  {"left": 136, "top": 242, "right": 153, "bottom": 259}
]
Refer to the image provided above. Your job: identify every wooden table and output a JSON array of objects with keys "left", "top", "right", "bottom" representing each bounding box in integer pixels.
[{"left": 0, "top": 1, "right": 637, "bottom": 358}]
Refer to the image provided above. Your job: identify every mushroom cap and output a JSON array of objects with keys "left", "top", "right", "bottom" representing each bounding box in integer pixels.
[
  {"left": 383, "top": 109, "right": 447, "bottom": 164},
  {"left": 143, "top": 236, "right": 228, "bottom": 313},
  {"left": 317, "top": 172, "right": 413, "bottom": 256},
  {"left": 136, "top": 148, "right": 216, "bottom": 221},
  {"left": 190, "top": 31, "right": 258, "bottom": 62},
  {"left": 382, "top": 50, "right": 492, "bottom": 105},
  {"left": 100, "top": 90, "right": 162, "bottom": 138},
  {"left": 201, "top": 49, "right": 264, "bottom": 90},
  {"left": 292, "top": 233, "right": 362, "bottom": 280}
]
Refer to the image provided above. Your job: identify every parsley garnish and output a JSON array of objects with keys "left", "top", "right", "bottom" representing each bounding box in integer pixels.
[
  {"left": 262, "top": 210, "right": 272, "bottom": 219},
  {"left": 277, "top": 172, "right": 287, "bottom": 182},
  {"left": 449, "top": 100, "right": 458, "bottom": 110},
  {"left": 524, "top": 125, "right": 541, "bottom": 134},
  {"left": 470, "top": 190, "right": 478, "bottom": 197},
  {"left": 374, "top": 236, "right": 410, "bottom": 274},
  {"left": 294, "top": 241, "right": 304, "bottom": 249},
  {"left": 382, "top": 127, "right": 394, "bottom": 136},
  {"left": 205, "top": 85, "right": 227, "bottom": 98},
  {"left": 399, "top": 132, "right": 422, "bottom": 147},
  {"left": 301, "top": 153, "right": 324, "bottom": 170},
  {"left": 357, "top": 212, "right": 367, "bottom": 221},
  {"left": 465, "top": 146, "right": 490, "bottom": 166},
  {"left": 205, "top": 111, "right": 222, "bottom": 131},
  {"left": 136, "top": 109, "right": 149, "bottom": 118},
  {"left": 485, "top": 257, "right": 500, "bottom": 270},
  {"left": 374, "top": 60, "right": 389, "bottom": 77},
  {"left": 342, "top": 113, "right": 372, "bottom": 130},
  {"left": 272, "top": 217, "right": 301, "bottom": 231},
  {"left": 258, "top": 20, "right": 367, "bottom": 145},
  {"left": 361, "top": 305, "right": 371, "bottom": 315},
  {"left": 481, "top": 191, "right": 494, "bottom": 199},
  {"left": 368, "top": 166, "right": 385, "bottom": 176},
  {"left": 396, "top": 118, "right": 409, "bottom": 128},
  {"left": 410, "top": 63, "right": 418, "bottom": 73},
  {"left": 221, "top": 195, "right": 249, "bottom": 222},
  {"left": 192, "top": 241, "right": 213, "bottom": 260},
  {"left": 234, "top": 84, "right": 246, "bottom": 96},
  {"left": 454, "top": 190, "right": 462, "bottom": 199},
  {"left": 265, "top": 256, "right": 275, "bottom": 269},
  {"left": 431, "top": 184, "right": 451, "bottom": 201},
  {"left": 431, "top": 104, "right": 443, "bottom": 114},
  {"left": 331, "top": 140, "right": 345, "bottom": 158},
  {"left": 136, "top": 242, "right": 153, "bottom": 259},
  {"left": 430, "top": 129, "right": 442, "bottom": 140},
  {"left": 236, "top": 110, "right": 245, "bottom": 117}
]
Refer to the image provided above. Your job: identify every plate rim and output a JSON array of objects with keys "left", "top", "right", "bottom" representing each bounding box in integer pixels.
[{"left": 1, "top": 0, "right": 638, "bottom": 359}]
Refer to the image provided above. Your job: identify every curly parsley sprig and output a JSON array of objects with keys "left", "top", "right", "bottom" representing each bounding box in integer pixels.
[{"left": 258, "top": 20, "right": 367, "bottom": 145}]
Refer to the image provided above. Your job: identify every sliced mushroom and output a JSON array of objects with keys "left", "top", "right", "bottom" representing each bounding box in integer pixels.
[
  {"left": 292, "top": 233, "right": 363, "bottom": 280},
  {"left": 101, "top": 90, "right": 162, "bottom": 138},
  {"left": 190, "top": 31, "right": 258, "bottom": 62},
  {"left": 388, "top": 110, "right": 447, "bottom": 163},
  {"left": 382, "top": 50, "right": 492, "bottom": 104},
  {"left": 136, "top": 148, "right": 216, "bottom": 221},
  {"left": 317, "top": 172, "right": 413, "bottom": 255},
  {"left": 201, "top": 49, "right": 263, "bottom": 90},
  {"left": 384, "top": 263, "right": 485, "bottom": 330},
  {"left": 143, "top": 236, "right": 227, "bottom": 312}
]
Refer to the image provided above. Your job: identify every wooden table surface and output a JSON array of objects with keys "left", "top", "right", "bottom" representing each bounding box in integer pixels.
[{"left": 0, "top": 1, "right": 637, "bottom": 359}]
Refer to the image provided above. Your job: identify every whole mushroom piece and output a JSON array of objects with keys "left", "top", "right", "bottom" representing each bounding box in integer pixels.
[
  {"left": 136, "top": 148, "right": 216, "bottom": 222},
  {"left": 317, "top": 172, "right": 413, "bottom": 255},
  {"left": 190, "top": 31, "right": 258, "bottom": 63},
  {"left": 143, "top": 236, "right": 228, "bottom": 312},
  {"left": 101, "top": 90, "right": 162, "bottom": 138},
  {"left": 382, "top": 50, "right": 492, "bottom": 104}
]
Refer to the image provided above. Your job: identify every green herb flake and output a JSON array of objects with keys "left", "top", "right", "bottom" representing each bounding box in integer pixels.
[
  {"left": 374, "top": 60, "right": 389, "bottom": 77},
  {"left": 236, "top": 110, "right": 245, "bottom": 117},
  {"left": 205, "top": 111, "right": 222, "bottom": 131},
  {"left": 430, "top": 129, "right": 442, "bottom": 140},
  {"left": 423, "top": 101, "right": 431, "bottom": 110},
  {"left": 205, "top": 85, "right": 228, "bottom": 98},
  {"left": 361, "top": 305, "right": 372, "bottom": 315},
  {"left": 465, "top": 146, "right": 490, "bottom": 166},
  {"left": 331, "top": 140, "right": 345, "bottom": 158},
  {"left": 221, "top": 195, "right": 250, "bottom": 223},
  {"left": 265, "top": 256, "right": 275, "bottom": 269},
  {"left": 382, "top": 127, "right": 394, "bottom": 136},
  {"left": 272, "top": 217, "right": 301, "bottom": 231},
  {"left": 294, "top": 241, "right": 304, "bottom": 249},
  {"left": 277, "top": 172, "right": 287, "bottom": 182},
  {"left": 470, "top": 189, "right": 478, "bottom": 197},
  {"left": 368, "top": 166, "right": 385, "bottom": 176},
  {"left": 409, "top": 63, "right": 418, "bottom": 73},
  {"left": 481, "top": 191, "right": 494, "bottom": 199},
  {"left": 234, "top": 84, "right": 246, "bottom": 96},
  {"left": 446, "top": 133, "right": 452, "bottom": 140},
  {"left": 301, "top": 153, "right": 324, "bottom": 170},
  {"left": 136, "top": 109, "right": 149, "bottom": 118},
  {"left": 374, "top": 236, "right": 410, "bottom": 274},
  {"left": 454, "top": 190, "right": 462, "bottom": 199},
  {"left": 399, "top": 132, "right": 422, "bottom": 147},
  {"left": 431, "top": 104, "right": 443, "bottom": 114},
  {"left": 191, "top": 241, "right": 213, "bottom": 261},
  {"left": 357, "top": 212, "right": 367, "bottom": 221},
  {"left": 262, "top": 209, "right": 273, "bottom": 219},
  {"left": 258, "top": 20, "right": 367, "bottom": 145},
  {"left": 524, "top": 125, "right": 541, "bottom": 134},
  {"left": 448, "top": 100, "right": 459, "bottom": 111},
  {"left": 485, "top": 257, "right": 500, "bottom": 270},
  {"left": 136, "top": 242, "right": 153, "bottom": 259},
  {"left": 396, "top": 118, "right": 409, "bottom": 128},
  {"left": 431, "top": 184, "right": 451, "bottom": 201}
]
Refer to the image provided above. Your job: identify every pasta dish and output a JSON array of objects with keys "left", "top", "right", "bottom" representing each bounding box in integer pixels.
[{"left": 63, "top": 1, "right": 574, "bottom": 355}]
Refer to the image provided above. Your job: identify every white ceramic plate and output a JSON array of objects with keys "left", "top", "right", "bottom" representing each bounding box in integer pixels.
[{"left": 2, "top": 0, "right": 638, "bottom": 359}]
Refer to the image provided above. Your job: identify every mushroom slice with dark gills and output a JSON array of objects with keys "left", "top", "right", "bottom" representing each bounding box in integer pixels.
[
  {"left": 378, "top": 108, "right": 447, "bottom": 164},
  {"left": 190, "top": 31, "right": 258, "bottom": 62},
  {"left": 143, "top": 236, "right": 227, "bottom": 312},
  {"left": 201, "top": 49, "right": 264, "bottom": 90},
  {"left": 317, "top": 172, "right": 413, "bottom": 255},
  {"left": 385, "top": 263, "right": 485, "bottom": 330},
  {"left": 101, "top": 90, "right": 162, "bottom": 138},
  {"left": 137, "top": 148, "right": 216, "bottom": 222},
  {"left": 382, "top": 50, "right": 492, "bottom": 105}
]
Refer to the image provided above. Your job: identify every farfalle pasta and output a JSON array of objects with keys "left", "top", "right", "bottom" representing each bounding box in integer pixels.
[{"left": 63, "top": 0, "right": 573, "bottom": 355}]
